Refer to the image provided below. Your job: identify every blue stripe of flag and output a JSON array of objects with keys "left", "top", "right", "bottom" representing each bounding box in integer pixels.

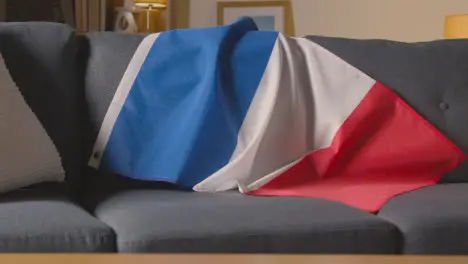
[{"left": 100, "top": 17, "right": 278, "bottom": 188}]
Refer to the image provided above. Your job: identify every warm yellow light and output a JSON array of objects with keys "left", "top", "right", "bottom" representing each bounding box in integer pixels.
[
  {"left": 444, "top": 14, "right": 468, "bottom": 39},
  {"left": 134, "top": 0, "right": 167, "bottom": 8},
  {"left": 132, "top": 0, "right": 167, "bottom": 33}
]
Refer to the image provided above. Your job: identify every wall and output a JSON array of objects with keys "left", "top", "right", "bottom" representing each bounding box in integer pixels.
[
  {"left": 189, "top": 0, "right": 468, "bottom": 42},
  {"left": 123, "top": 0, "right": 133, "bottom": 8},
  {"left": 293, "top": 0, "right": 468, "bottom": 41}
]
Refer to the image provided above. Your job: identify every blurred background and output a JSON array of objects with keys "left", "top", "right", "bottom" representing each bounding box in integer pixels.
[
  {"left": 0, "top": 0, "right": 180, "bottom": 33},
  {"left": 2, "top": 0, "right": 468, "bottom": 41}
]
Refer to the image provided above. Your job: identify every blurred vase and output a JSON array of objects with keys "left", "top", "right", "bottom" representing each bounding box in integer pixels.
[{"left": 114, "top": 6, "right": 139, "bottom": 33}]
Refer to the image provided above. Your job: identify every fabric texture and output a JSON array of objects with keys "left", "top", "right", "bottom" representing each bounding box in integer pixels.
[
  {"left": 307, "top": 35, "right": 468, "bottom": 183},
  {"left": 88, "top": 18, "right": 464, "bottom": 212},
  {"left": 0, "top": 22, "right": 86, "bottom": 195},
  {"left": 79, "top": 31, "right": 145, "bottom": 140},
  {"left": 77, "top": 31, "right": 167, "bottom": 207},
  {"left": 93, "top": 190, "right": 399, "bottom": 253},
  {"left": 0, "top": 189, "right": 115, "bottom": 252},
  {"left": 78, "top": 26, "right": 468, "bottom": 254},
  {"left": 0, "top": 53, "right": 64, "bottom": 191},
  {"left": 378, "top": 183, "right": 468, "bottom": 254}
]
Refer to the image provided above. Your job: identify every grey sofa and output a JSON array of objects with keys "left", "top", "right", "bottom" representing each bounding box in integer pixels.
[{"left": 1, "top": 21, "right": 467, "bottom": 254}]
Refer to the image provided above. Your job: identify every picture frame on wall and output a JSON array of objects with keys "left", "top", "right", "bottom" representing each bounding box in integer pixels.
[{"left": 217, "top": 0, "right": 295, "bottom": 36}]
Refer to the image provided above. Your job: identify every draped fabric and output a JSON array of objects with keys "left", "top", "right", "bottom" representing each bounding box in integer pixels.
[{"left": 89, "top": 18, "right": 465, "bottom": 212}]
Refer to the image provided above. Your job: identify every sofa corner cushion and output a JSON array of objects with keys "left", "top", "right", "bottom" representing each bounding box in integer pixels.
[
  {"left": 0, "top": 52, "right": 65, "bottom": 192},
  {"left": 0, "top": 190, "right": 115, "bottom": 252},
  {"left": 93, "top": 190, "right": 399, "bottom": 253},
  {"left": 0, "top": 22, "right": 86, "bottom": 192},
  {"left": 378, "top": 183, "right": 468, "bottom": 254}
]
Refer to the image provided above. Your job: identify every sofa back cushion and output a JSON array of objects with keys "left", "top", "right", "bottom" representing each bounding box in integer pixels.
[
  {"left": 79, "top": 32, "right": 175, "bottom": 208},
  {"left": 0, "top": 22, "right": 86, "bottom": 195},
  {"left": 79, "top": 32, "right": 145, "bottom": 140},
  {"left": 80, "top": 32, "right": 468, "bottom": 198},
  {"left": 308, "top": 36, "right": 468, "bottom": 182}
]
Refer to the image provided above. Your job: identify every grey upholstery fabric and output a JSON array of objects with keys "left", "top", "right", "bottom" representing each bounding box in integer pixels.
[
  {"left": 378, "top": 183, "right": 468, "bottom": 254},
  {"left": 79, "top": 32, "right": 145, "bottom": 139},
  {"left": 77, "top": 32, "right": 175, "bottom": 209},
  {"left": 0, "top": 22, "right": 86, "bottom": 195},
  {"left": 0, "top": 53, "right": 65, "bottom": 192},
  {"left": 78, "top": 31, "right": 468, "bottom": 254},
  {"left": 94, "top": 190, "right": 399, "bottom": 253},
  {"left": 307, "top": 36, "right": 468, "bottom": 182},
  {"left": 0, "top": 189, "right": 115, "bottom": 252}
]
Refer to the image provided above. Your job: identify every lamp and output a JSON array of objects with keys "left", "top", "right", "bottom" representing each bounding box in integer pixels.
[
  {"left": 444, "top": 14, "right": 468, "bottom": 39},
  {"left": 133, "top": 0, "right": 167, "bottom": 32},
  {"left": 134, "top": 0, "right": 167, "bottom": 8}
]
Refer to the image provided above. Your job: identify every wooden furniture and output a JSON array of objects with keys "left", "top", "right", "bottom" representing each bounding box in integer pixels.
[{"left": 0, "top": 255, "right": 468, "bottom": 264}]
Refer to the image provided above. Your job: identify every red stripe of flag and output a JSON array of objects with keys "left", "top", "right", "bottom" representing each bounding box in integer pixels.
[{"left": 248, "top": 82, "right": 466, "bottom": 212}]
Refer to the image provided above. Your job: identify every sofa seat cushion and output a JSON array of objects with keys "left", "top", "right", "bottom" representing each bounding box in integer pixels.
[
  {"left": 0, "top": 189, "right": 115, "bottom": 252},
  {"left": 93, "top": 190, "right": 399, "bottom": 253},
  {"left": 378, "top": 183, "right": 468, "bottom": 254}
]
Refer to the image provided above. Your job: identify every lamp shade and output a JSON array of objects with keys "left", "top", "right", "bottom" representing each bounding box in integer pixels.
[
  {"left": 134, "top": 0, "right": 167, "bottom": 8},
  {"left": 444, "top": 14, "right": 468, "bottom": 39}
]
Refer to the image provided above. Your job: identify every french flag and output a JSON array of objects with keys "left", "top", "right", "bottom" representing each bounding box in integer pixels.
[{"left": 89, "top": 18, "right": 465, "bottom": 212}]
